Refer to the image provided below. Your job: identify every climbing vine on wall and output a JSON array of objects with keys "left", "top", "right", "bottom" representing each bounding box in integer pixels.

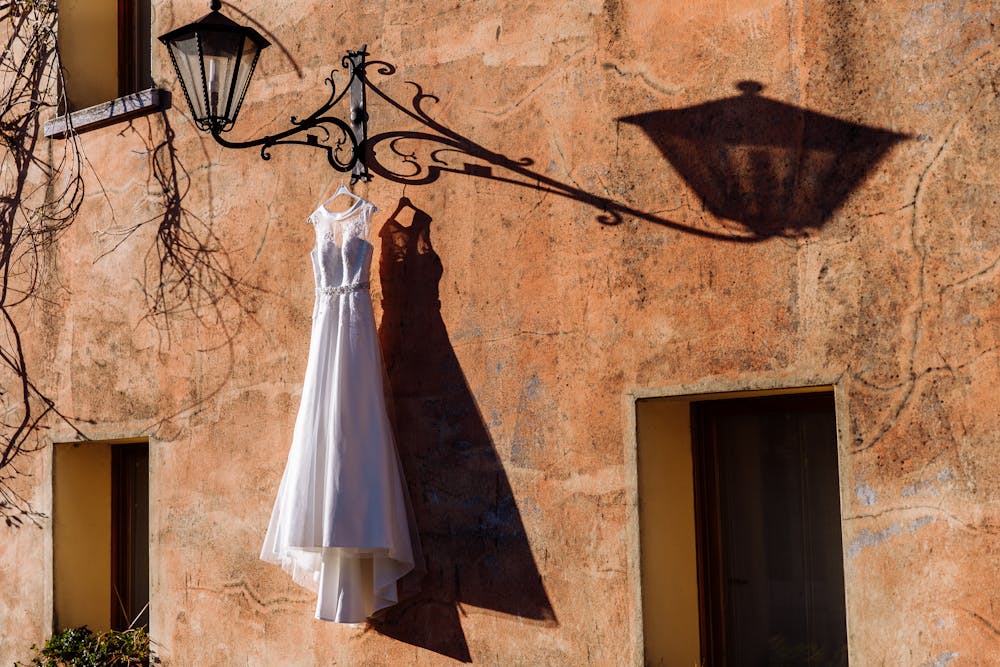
[
  {"left": 0, "top": 0, "right": 87, "bottom": 525},
  {"left": 103, "top": 113, "right": 251, "bottom": 340},
  {"left": 0, "top": 0, "right": 255, "bottom": 524}
]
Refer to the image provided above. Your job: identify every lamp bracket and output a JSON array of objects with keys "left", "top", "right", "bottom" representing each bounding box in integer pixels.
[{"left": 209, "top": 45, "right": 372, "bottom": 183}]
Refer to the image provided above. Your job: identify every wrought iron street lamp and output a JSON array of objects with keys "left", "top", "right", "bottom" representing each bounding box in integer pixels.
[{"left": 159, "top": 0, "right": 372, "bottom": 182}]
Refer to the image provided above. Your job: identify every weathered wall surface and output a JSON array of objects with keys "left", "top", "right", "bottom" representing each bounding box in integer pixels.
[{"left": 2, "top": 0, "right": 999, "bottom": 664}]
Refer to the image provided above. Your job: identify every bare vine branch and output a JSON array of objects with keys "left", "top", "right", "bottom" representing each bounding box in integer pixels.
[
  {"left": 0, "top": 0, "right": 87, "bottom": 525},
  {"left": 1, "top": 1, "right": 258, "bottom": 525},
  {"left": 96, "top": 112, "right": 259, "bottom": 347}
]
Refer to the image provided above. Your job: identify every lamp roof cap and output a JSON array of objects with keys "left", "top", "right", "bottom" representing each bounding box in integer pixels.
[{"left": 158, "top": 8, "right": 271, "bottom": 49}]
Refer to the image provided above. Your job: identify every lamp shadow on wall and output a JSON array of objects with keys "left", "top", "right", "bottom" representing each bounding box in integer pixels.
[
  {"left": 618, "top": 81, "right": 909, "bottom": 238},
  {"left": 363, "top": 74, "right": 909, "bottom": 241},
  {"left": 371, "top": 197, "right": 557, "bottom": 662}
]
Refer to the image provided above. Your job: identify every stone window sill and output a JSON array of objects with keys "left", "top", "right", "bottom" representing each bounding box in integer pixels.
[{"left": 44, "top": 87, "right": 171, "bottom": 139}]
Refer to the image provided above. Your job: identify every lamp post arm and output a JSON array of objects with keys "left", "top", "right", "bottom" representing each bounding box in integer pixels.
[{"left": 209, "top": 113, "right": 360, "bottom": 173}]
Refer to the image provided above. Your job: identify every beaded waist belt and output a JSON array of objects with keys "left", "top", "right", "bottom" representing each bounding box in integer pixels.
[{"left": 316, "top": 281, "right": 370, "bottom": 296}]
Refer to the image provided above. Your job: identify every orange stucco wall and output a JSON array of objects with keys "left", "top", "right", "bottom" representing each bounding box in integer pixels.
[{"left": 2, "top": 0, "right": 999, "bottom": 664}]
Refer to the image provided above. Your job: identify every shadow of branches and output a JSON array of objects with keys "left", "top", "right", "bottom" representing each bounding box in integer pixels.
[
  {"left": 98, "top": 112, "right": 257, "bottom": 345},
  {"left": 0, "top": 0, "right": 87, "bottom": 525},
  {"left": 1, "top": 1, "right": 254, "bottom": 524}
]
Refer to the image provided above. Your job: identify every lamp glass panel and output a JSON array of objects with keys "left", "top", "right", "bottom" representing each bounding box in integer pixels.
[
  {"left": 229, "top": 36, "right": 261, "bottom": 121},
  {"left": 167, "top": 34, "right": 206, "bottom": 120},
  {"left": 199, "top": 31, "right": 242, "bottom": 122}
]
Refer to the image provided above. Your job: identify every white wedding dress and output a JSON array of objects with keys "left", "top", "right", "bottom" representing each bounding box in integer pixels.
[{"left": 261, "top": 194, "right": 416, "bottom": 623}]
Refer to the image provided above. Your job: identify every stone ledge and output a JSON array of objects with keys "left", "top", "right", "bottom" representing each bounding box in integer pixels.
[{"left": 44, "top": 87, "right": 171, "bottom": 139}]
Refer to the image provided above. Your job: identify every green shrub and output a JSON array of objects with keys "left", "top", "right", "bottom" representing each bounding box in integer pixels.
[{"left": 16, "top": 626, "right": 151, "bottom": 667}]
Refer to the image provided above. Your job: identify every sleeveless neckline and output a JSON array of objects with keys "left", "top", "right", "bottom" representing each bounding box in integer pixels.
[{"left": 312, "top": 199, "right": 367, "bottom": 222}]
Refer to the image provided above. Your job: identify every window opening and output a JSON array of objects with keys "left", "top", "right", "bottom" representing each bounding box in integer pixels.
[
  {"left": 53, "top": 439, "right": 149, "bottom": 631},
  {"left": 117, "top": 0, "right": 153, "bottom": 96}
]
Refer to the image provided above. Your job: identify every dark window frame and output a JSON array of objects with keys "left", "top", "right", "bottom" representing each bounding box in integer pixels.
[
  {"left": 691, "top": 392, "right": 848, "bottom": 666},
  {"left": 117, "top": 0, "right": 153, "bottom": 97},
  {"left": 110, "top": 442, "right": 150, "bottom": 630}
]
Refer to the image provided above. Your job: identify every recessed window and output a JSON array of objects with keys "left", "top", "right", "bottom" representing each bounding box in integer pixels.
[
  {"left": 635, "top": 389, "right": 847, "bottom": 666},
  {"left": 53, "top": 439, "right": 149, "bottom": 631},
  {"left": 117, "top": 0, "right": 154, "bottom": 99},
  {"left": 58, "top": 0, "right": 151, "bottom": 111},
  {"left": 46, "top": 0, "right": 164, "bottom": 138}
]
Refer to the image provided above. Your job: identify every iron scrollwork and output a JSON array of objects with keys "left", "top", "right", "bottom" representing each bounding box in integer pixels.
[{"left": 209, "top": 46, "right": 372, "bottom": 183}]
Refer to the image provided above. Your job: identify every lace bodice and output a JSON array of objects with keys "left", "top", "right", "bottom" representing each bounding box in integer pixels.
[{"left": 308, "top": 199, "right": 376, "bottom": 294}]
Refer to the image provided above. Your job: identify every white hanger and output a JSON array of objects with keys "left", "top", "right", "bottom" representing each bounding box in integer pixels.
[{"left": 322, "top": 183, "right": 362, "bottom": 212}]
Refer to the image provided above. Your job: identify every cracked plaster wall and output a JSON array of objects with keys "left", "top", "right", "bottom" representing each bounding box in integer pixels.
[{"left": 1, "top": 0, "right": 999, "bottom": 664}]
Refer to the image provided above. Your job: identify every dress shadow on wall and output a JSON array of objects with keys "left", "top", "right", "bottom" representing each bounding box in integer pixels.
[{"left": 371, "top": 197, "right": 557, "bottom": 662}]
